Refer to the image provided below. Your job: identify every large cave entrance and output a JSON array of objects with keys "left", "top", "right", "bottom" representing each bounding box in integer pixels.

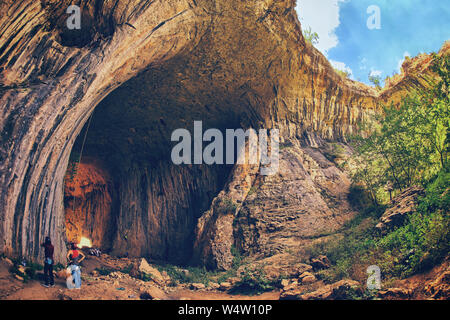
[{"left": 62, "top": 54, "right": 246, "bottom": 265}]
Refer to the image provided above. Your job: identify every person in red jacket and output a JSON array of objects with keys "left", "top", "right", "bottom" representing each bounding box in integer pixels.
[
  {"left": 41, "top": 236, "right": 54, "bottom": 287},
  {"left": 67, "top": 243, "right": 85, "bottom": 265}
]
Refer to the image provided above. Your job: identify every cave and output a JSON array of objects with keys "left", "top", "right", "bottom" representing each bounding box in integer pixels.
[{"left": 62, "top": 58, "right": 244, "bottom": 265}]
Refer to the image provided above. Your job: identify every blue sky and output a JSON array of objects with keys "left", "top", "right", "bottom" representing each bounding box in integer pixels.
[{"left": 296, "top": 0, "right": 450, "bottom": 85}]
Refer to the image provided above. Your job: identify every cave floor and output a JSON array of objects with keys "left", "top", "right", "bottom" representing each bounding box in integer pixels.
[
  {"left": 0, "top": 276, "right": 280, "bottom": 301},
  {"left": 0, "top": 255, "right": 280, "bottom": 300}
]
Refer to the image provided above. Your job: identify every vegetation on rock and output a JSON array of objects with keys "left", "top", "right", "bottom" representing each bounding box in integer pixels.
[
  {"left": 307, "top": 54, "right": 449, "bottom": 286},
  {"left": 302, "top": 27, "right": 319, "bottom": 46}
]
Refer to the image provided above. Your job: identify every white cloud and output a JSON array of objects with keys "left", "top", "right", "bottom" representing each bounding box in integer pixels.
[
  {"left": 396, "top": 51, "right": 411, "bottom": 72},
  {"left": 295, "top": 0, "right": 346, "bottom": 56},
  {"left": 330, "top": 60, "right": 353, "bottom": 77},
  {"left": 369, "top": 69, "right": 382, "bottom": 77},
  {"left": 359, "top": 57, "right": 368, "bottom": 71}
]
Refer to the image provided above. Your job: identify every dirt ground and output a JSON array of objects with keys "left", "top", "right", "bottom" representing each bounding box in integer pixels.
[
  {"left": 0, "top": 255, "right": 280, "bottom": 300},
  {"left": 1, "top": 253, "right": 448, "bottom": 300}
]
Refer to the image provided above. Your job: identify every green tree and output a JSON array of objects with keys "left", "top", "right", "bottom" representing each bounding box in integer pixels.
[
  {"left": 303, "top": 27, "right": 319, "bottom": 45},
  {"left": 335, "top": 68, "right": 351, "bottom": 79},
  {"left": 368, "top": 74, "right": 382, "bottom": 90},
  {"left": 350, "top": 54, "right": 449, "bottom": 202}
]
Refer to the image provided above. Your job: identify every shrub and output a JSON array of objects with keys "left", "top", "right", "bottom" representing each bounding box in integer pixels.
[
  {"left": 335, "top": 69, "right": 351, "bottom": 79},
  {"left": 347, "top": 184, "right": 376, "bottom": 210},
  {"left": 9, "top": 259, "right": 43, "bottom": 282},
  {"left": 319, "top": 167, "right": 449, "bottom": 281},
  {"left": 156, "top": 264, "right": 215, "bottom": 286},
  {"left": 303, "top": 27, "right": 319, "bottom": 45},
  {"left": 377, "top": 209, "right": 449, "bottom": 277},
  {"left": 221, "top": 197, "right": 237, "bottom": 213},
  {"left": 417, "top": 168, "right": 450, "bottom": 214},
  {"left": 120, "top": 264, "right": 133, "bottom": 275},
  {"left": 141, "top": 272, "right": 154, "bottom": 282},
  {"left": 95, "top": 267, "right": 113, "bottom": 276},
  {"left": 229, "top": 266, "right": 276, "bottom": 295},
  {"left": 217, "top": 245, "right": 246, "bottom": 284}
]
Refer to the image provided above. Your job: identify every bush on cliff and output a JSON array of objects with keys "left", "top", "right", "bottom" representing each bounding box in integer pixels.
[{"left": 311, "top": 166, "right": 449, "bottom": 283}]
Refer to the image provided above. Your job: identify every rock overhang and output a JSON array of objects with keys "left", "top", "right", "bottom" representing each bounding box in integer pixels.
[{"left": 0, "top": 0, "right": 380, "bottom": 264}]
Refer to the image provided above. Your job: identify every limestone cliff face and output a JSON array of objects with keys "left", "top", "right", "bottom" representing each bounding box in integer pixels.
[
  {"left": 1, "top": 0, "right": 382, "bottom": 264},
  {"left": 380, "top": 42, "right": 450, "bottom": 106},
  {"left": 234, "top": 139, "right": 354, "bottom": 258}
]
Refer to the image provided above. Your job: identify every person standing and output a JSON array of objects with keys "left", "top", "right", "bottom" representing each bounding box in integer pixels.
[
  {"left": 66, "top": 243, "right": 85, "bottom": 289},
  {"left": 41, "top": 236, "right": 55, "bottom": 287}
]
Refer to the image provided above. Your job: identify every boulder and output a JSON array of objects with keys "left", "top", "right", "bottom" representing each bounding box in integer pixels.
[
  {"left": 161, "top": 271, "right": 171, "bottom": 282},
  {"left": 282, "top": 281, "right": 299, "bottom": 292},
  {"left": 108, "top": 271, "right": 130, "bottom": 280},
  {"left": 208, "top": 282, "right": 220, "bottom": 290},
  {"left": 2, "top": 257, "right": 14, "bottom": 267},
  {"left": 296, "top": 263, "right": 314, "bottom": 276},
  {"left": 424, "top": 269, "right": 450, "bottom": 300},
  {"left": 310, "top": 255, "right": 331, "bottom": 271},
  {"left": 377, "top": 288, "right": 413, "bottom": 299},
  {"left": 304, "top": 277, "right": 316, "bottom": 284},
  {"left": 280, "top": 279, "right": 290, "bottom": 288},
  {"left": 299, "top": 272, "right": 317, "bottom": 284},
  {"left": 219, "top": 282, "right": 233, "bottom": 292},
  {"left": 14, "top": 274, "right": 24, "bottom": 281},
  {"left": 376, "top": 186, "right": 425, "bottom": 233},
  {"left": 228, "top": 277, "right": 241, "bottom": 285},
  {"left": 139, "top": 285, "right": 168, "bottom": 300},
  {"left": 190, "top": 283, "right": 206, "bottom": 290},
  {"left": 56, "top": 269, "right": 70, "bottom": 279},
  {"left": 17, "top": 265, "right": 26, "bottom": 274},
  {"left": 281, "top": 280, "right": 360, "bottom": 300},
  {"left": 138, "top": 258, "right": 165, "bottom": 285}
]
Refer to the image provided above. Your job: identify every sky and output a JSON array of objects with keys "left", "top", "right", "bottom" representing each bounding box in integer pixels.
[{"left": 295, "top": 0, "right": 450, "bottom": 85}]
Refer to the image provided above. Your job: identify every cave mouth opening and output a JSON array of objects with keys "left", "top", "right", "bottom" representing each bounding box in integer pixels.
[{"left": 63, "top": 60, "right": 245, "bottom": 266}]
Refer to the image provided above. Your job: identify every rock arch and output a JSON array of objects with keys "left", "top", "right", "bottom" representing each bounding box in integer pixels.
[{"left": 0, "top": 0, "right": 378, "bottom": 265}]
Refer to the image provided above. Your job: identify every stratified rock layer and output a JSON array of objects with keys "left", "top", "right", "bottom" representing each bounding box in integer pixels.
[{"left": 234, "top": 139, "right": 354, "bottom": 258}]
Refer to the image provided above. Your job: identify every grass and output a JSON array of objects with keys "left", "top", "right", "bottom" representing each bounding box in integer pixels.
[
  {"left": 228, "top": 266, "right": 277, "bottom": 295},
  {"left": 120, "top": 264, "right": 133, "bottom": 275},
  {"left": 323, "top": 143, "right": 346, "bottom": 164},
  {"left": 154, "top": 245, "right": 250, "bottom": 288},
  {"left": 220, "top": 197, "right": 237, "bottom": 213},
  {"left": 155, "top": 264, "right": 217, "bottom": 286},
  {"left": 247, "top": 186, "right": 258, "bottom": 196},
  {"left": 304, "top": 168, "right": 449, "bottom": 284},
  {"left": 95, "top": 267, "right": 114, "bottom": 276}
]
